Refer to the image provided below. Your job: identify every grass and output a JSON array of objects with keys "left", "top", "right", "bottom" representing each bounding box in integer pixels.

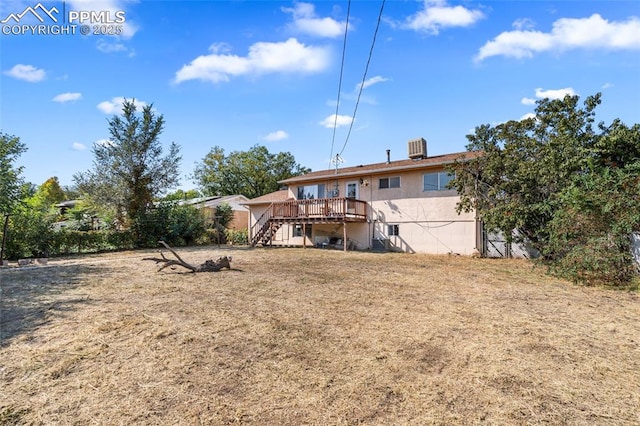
[{"left": 1, "top": 246, "right": 639, "bottom": 425}]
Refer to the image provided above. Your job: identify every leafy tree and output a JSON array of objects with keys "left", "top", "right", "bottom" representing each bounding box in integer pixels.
[
  {"left": 74, "top": 99, "right": 182, "bottom": 244},
  {"left": 62, "top": 185, "right": 82, "bottom": 201},
  {"left": 133, "top": 202, "right": 206, "bottom": 247},
  {"left": 35, "top": 177, "right": 66, "bottom": 206},
  {"left": 0, "top": 132, "right": 27, "bottom": 261},
  {"left": 193, "top": 145, "right": 310, "bottom": 199},
  {"left": 162, "top": 188, "right": 202, "bottom": 201},
  {"left": 4, "top": 188, "right": 58, "bottom": 259},
  {"left": 451, "top": 93, "right": 640, "bottom": 285}
]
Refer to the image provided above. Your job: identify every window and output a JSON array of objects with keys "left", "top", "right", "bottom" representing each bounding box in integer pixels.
[
  {"left": 294, "top": 224, "right": 312, "bottom": 238},
  {"left": 388, "top": 224, "right": 399, "bottom": 236},
  {"left": 297, "top": 184, "right": 325, "bottom": 200},
  {"left": 423, "top": 172, "right": 454, "bottom": 191},
  {"left": 379, "top": 176, "right": 400, "bottom": 189}
]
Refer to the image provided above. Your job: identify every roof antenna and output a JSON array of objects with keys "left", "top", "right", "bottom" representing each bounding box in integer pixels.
[{"left": 332, "top": 153, "right": 344, "bottom": 174}]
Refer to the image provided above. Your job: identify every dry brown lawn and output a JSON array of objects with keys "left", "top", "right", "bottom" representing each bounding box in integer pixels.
[{"left": 1, "top": 246, "right": 639, "bottom": 425}]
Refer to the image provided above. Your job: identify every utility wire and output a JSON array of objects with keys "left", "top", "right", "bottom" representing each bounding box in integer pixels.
[
  {"left": 338, "top": 0, "right": 386, "bottom": 157},
  {"left": 328, "top": 0, "right": 351, "bottom": 170}
]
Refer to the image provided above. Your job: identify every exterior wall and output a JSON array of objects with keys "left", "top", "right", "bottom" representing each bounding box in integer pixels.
[
  {"left": 229, "top": 210, "right": 248, "bottom": 230},
  {"left": 280, "top": 166, "right": 478, "bottom": 254},
  {"left": 370, "top": 196, "right": 476, "bottom": 254}
]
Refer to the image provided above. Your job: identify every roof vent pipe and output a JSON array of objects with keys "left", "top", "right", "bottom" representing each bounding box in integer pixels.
[{"left": 386, "top": 149, "right": 391, "bottom": 164}]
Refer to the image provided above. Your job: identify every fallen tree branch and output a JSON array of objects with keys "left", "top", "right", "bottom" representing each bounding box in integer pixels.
[{"left": 142, "top": 241, "right": 232, "bottom": 273}]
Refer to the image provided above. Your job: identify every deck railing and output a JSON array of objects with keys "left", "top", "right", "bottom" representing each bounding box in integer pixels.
[{"left": 271, "top": 197, "right": 368, "bottom": 221}]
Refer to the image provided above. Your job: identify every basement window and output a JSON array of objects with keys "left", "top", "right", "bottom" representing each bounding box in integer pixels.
[
  {"left": 294, "top": 224, "right": 312, "bottom": 238},
  {"left": 388, "top": 224, "right": 399, "bottom": 236},
  {"left": 379, "top": 176, "right": 400, "bottom": 189}
]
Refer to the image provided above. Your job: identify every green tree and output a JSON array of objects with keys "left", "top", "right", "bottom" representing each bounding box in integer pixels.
[
  {"left": 73, "top": 99, "right": 182, "bottom": 243},
  {"left": 4, "top": 185, "right": 58, "bottom": 259},
  {"left": 162, "top": 188, "right": 202, "bottom": 201},
  {"left": 0, "top": 132, "right": 27, "bottom": 262},
  {"left": 193, "top": 145, "right": 310, "bottom": 199},
  {"left": 450, "top": 93, "right": 640, "bottom": 285},
  {"left": 34, "top": 177, "right": 66, "bottom": 207}
]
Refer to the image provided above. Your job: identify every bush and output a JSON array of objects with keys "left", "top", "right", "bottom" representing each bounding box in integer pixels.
[
  {"left": 225, "top": 228, "right": 248, "bottom": 245},
  {"left": 131, "top": 203, "right": 207, "bottom": 248},
  {"left": 4, "top": 207, "right": 56, "bottom": 259},
  {"left": 550, "top": 235, "right": 636, "bottom": 286}
]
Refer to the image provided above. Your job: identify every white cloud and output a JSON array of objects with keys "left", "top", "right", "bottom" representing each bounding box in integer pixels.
[
  {"left": 519, "top": 113, "right": 537, "bottom": 121},
  {"left": 476, "top": 14, "right": 640, "bottom": 61},
  {"left": 534, "top": 87, "right": 577, "bottom": 100},
  {"left": 520, "top": 88, "right": 576, "bottom": 107},
  {"left": 512, "top": 18, "right": 536, "bottom": 31},
  {"left": 67, "top": 0, "right": 139, "bottom": 39},
  {"left": 3, "top": 64, "right": 46, "bottom": 82},
  {"left": 53, "top": 92, "right": 82, "bottom": 103},
  {"left": 602, "top": 82, "right": 614, "bottom": 89},
  {"left": 282, "top": 2, "right": 349, "bottom": 38},
  {"left": 404, "top": 0, "right": 485, "bottom": 34},
  {"left": 263, "top": 130, "right": 289, "bottom": 142},
  {"left": 96, "top": 39, "right": 135, "bottom": 56},
  {"left": 319, "top": 114, "right": 353, "bottom": 128},
  {"left": 174, "top": 38, "right": 331, "bottom": 84},
  {"left": 97, "top": 97, "right": 147, "bottom": 114},
  {"left": 209, "top": 42, "right": 232, "bottom": 54},
  {"left": 356, "top": 75, "right": 389, "bottom": 91},
  {"left": 72, "top": 142, "right": 86, "bottom": 151}
]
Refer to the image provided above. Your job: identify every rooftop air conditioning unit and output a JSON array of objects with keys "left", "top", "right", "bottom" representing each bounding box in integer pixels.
[{"left": 408, "top": 137, "right": 427, "bottom": 159}]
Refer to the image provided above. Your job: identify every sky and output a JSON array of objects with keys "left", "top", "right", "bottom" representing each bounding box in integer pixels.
[{"left": 1, "top": 0, "right": 639, "bottom": 192}]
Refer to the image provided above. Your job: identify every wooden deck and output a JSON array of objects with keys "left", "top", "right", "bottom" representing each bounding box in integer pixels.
[
  {"left": 271, "top": 198, "right": 368, "bottom": 222},
  {"left": 250, "top": 198, "right": 368, "bottom": 246}
]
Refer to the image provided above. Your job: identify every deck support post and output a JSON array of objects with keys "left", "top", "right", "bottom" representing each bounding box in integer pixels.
[
  {"left": 303, "top": 223, "right": 307, "bottom": 249},
  {"left": 343, "top": 222, "right": 347, "bottom": 252}
]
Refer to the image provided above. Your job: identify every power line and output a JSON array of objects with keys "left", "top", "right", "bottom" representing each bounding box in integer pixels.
[
  {"left": 338, "top": 0, "right": 386, "bottom": 157},
  {"left": 328, "top": 0, "right": 351, "bottom": 170}
]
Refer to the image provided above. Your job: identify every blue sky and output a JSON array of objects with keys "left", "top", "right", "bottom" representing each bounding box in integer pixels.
[{"left": 1, "top": 0, "right": 639, "bottom": 191}]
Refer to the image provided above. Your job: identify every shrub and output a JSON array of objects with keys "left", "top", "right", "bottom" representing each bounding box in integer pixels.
[{"left": 225, "top": 228, "right": 248, "bottom": 245}]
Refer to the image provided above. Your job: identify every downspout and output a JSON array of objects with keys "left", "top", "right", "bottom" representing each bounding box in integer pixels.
[{"left": 369, "top": 174, "right": 374, "bottom": 249}]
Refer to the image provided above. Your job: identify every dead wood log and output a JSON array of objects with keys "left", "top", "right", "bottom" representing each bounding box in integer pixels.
[{"left": 142, "top": 241, "right": 232, "bottom": 273}]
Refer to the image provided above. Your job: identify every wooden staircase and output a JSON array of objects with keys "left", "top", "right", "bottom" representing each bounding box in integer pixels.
[{"left": 250, "top": 205, "right": 282, "bottom": 246}]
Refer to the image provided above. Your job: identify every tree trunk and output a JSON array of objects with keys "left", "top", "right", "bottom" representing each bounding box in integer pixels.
[
  {"left": 142, "top": 240, "right": 232, "bottom": 273},
  {"left": 1, "top": 214, "right": 9, "bottom": 264}
]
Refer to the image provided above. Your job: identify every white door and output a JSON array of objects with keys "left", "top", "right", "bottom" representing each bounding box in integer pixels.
[{"left": 346, "top": 181, "right": 359, "bottom": 199}]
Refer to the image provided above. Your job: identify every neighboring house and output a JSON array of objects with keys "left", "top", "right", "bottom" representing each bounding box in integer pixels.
[
  {"left": 245, "top": 138, "right": 483, "bottom": 255},
  {"left": 180, "top": 195, "right": 250, "bottom": 230}
]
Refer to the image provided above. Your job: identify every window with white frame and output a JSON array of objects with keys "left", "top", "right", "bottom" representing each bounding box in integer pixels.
[
  {"left": 379, "top": 176, "right": 400, "bottom": 189},
  {"left": 297, "top": 184, "right": 325, "bottom": 199},
  {"left": 423, "top": 172, "right": 454, "bottom": 191},
  {"left": 388, "top": 224, "right": 399, "bottom": 236}
]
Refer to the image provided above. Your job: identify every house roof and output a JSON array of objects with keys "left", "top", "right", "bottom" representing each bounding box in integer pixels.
[
  {"left": 278, "top": 151, "right": 480, "bottom": 185},
  {"left": 243, "top": 189, "right": 292, "bottom": 205},
  {"left": 182, "top": 195, "right": 250, "bottom": 210}
]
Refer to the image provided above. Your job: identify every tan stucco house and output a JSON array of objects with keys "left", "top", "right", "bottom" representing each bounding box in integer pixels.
[{"left": 244, "top": 139, "right": 482, "bottom": 255}]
